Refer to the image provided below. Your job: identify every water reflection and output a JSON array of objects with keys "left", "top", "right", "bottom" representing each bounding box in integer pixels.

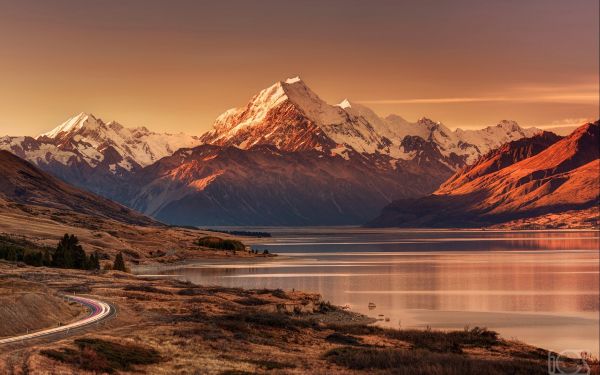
[{"left": 139, "top": 229, "right": 599, "bottom": 355}]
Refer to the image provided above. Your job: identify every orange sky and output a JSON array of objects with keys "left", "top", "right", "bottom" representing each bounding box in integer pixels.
[{"left": 0, "top": 0, "right": 598, "bottom": 136}]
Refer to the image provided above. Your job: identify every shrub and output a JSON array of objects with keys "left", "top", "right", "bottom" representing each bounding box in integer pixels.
[
  {"left": 123, "top": 284, "right": 172, "bottom": 295},
  {"left": 113, "top": 252, "right": 127, "bottom": 272},
  {"left": 246, "top": 359, "right": 296, "bottom": 370},
  {"left": 235, "top": 296, "right": 269, "bottom": 306},
  {"left": 325, "top": 332, "right": 363, "bottom": 346},
  {"left": 197, "top": 236, "right": 245, "bottom": 251},
  {"left": 384, "top": 326, "right": 500, "bottom": 353},
  {"left": 323, "top": 347, "right": 546, "bottom": 374},
  {"left": 41, "top": 338, "right": 161, "bottom": 373},
  {"left": 0, "top": 234, "right": 53, "bottom": 267},
  {"left": 220, "top": 311, "right": 313, "bottom": 332}
]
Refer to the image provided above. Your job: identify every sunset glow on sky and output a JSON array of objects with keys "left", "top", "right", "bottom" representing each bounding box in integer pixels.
[{"left": 0, "top": 0, "right": 598, "bottom": 135}]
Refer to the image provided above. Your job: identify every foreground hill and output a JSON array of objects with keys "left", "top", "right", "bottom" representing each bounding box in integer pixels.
[
  {"left": 0, "top": 151, "right": 253, "bottom": 261},
  {"left": 368, "top": 121, "right": 600, "bottom": 228},
  {"left": 0, "top": 150, "right": 154, "bottom": 226}
]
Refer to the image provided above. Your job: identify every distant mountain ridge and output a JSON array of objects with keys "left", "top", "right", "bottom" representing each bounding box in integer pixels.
[
  {"left": 0, "top": 77, "right": 547, "bottom": 225},
  {"left": 122, "top": 77, "right": 541, "bottom": 225},
  {"left": 1, "top": 113, "right": 201, "bottom": 196},
  {"left": 368, "top": 121, "right": 600, "bottom": 228}
]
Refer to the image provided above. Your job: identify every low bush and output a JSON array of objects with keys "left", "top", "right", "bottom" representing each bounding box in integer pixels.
[
  {"left": 325, "top": 332, "right": 363, "bottom": 346},
  {"left": 197, "top": 236, "right": 245, "bottom": 251},
  {"left": 324, "top": 346, "right": 546, "bottom": 374},
  {"left": 220, "top": 311, "right": 314, "bottom": 332},
  {"left": 385, "top": 326, "right": 500, "bottom": 353},
  {"left": 41, "top": 338, "right": 161, "bottom": 373},
  {"left": 246, "top": 359, "right": 296, "bottom": 370},
  {"left": 327, "top": 324, "right": 499, "bottom": 353},
  {"left": 254, "top": 288, "right": 288, "bottom": 299},
  {"left": 124, "top": 284, "right": 172, "bottom": 295},
  {"left": 234, "top": 296, "right": 269, "bottom": 306},
  {"left": 326, "top": 323, "right": 383, "bottom": 336}
]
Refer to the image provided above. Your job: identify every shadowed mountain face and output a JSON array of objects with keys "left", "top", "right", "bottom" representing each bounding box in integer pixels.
[
  {"left": 0, "top": 150, "right": 155, "bottom": 226},
  {"left": 368, "top": 121, "right": 600, "bottom": 228},
  {"left": 126, "top": 145, "right": 446, "bottom": 226},
  {"left": 1, "top": 78, "right": 541, "bottom": 226},
  {"left": 123, "top": 78, "right": 540, "bottom": 225}
]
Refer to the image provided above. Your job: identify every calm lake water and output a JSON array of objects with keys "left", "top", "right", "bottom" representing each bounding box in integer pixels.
[{"left": 139, "top": 228, "right": 599, "bottom": 355}]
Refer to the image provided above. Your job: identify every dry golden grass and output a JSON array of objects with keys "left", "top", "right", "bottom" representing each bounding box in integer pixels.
[{"left": 0, "top": 263, "right": 576, "bottom": 375}]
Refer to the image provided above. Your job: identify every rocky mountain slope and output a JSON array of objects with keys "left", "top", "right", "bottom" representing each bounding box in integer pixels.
[
  {"left": 1, "top": 78, "right": 541, "bottom": 225},
  {"left": 0, "top": 150, "right": 154, "bottom": 226},
  {"left": 126, "top": 144, "right": 445, "bottom": 225},
  {"left": 126, "top": 77, "right": 538, "bottom": 225},
  {"left": 0, "top": 151, "right": 255, "bottom": 261},
  {"left": 201, "top": 77, "right": 539, "bottom": 169},
  {"left": 0, "top": 113, "right": 200, "bottom": 196},
  {"left": 367, "top": 121, "right": 600, "bottom": 228}
]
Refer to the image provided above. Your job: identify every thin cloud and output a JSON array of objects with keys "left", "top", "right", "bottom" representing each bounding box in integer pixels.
[
  {"left": 359, "top": 93, "right": 599, "bottom": 105},
  {"left": 536, "top": 117, "right": 597, "bottom": 129},
  {"left": 359, "top": 82, "right": 600, "bottom": 105}
]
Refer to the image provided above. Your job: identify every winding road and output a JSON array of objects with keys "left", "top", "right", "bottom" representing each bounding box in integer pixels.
[{"left": 0, "top": 295, "right": 115, "bottom": 345}]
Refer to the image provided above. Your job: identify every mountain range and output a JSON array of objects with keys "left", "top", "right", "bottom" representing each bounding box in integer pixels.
[
  {"left": 368, "top": 121, "right": 599, "bottom": 228},
  {"left": 1, "top": 113, "right": 201, "bottom": 198},
  {"left": 2, "top": 77, "right": 590, "bottom": 227}
]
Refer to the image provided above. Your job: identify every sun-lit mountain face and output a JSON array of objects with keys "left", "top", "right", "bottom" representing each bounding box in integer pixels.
[
  {"left": 0, "top": 113, "right": 202, "bottom": 198},
  {"left": 0, "top": 77, "right": 592, "bottom": 226},
  {"left": 201, "top": 77, "right": 540, "bottom": 166},
  {"left": 118, "top": 78, "right": 544, "bottom": 226},
  {"left": 369, "top": 121, "right": 600, "bottom": 228}
]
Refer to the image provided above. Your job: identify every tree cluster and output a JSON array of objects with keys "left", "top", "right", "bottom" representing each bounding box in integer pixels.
[
  {"left": 0, "top": 234, "right": 100, "bottom": 270},
  {"left": 52, "top": 234, "right": 100, "bottom": 270},
  {"left": 112, "top": 252, "right": 127, "bottom": 272}
]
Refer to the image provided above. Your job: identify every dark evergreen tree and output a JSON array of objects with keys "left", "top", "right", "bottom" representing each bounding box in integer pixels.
[
  {"left": 42, "top": 250, "right": 52, "bottom": 267},
  {"left": 7, "top": 248, "right": 17, "bottom": 262},
  {"left": 92, "top": 252, "right": 101, "bottom": 270},
  {"left": 24, "top": 252, "right": 43, "bottom": 267},
  {"left": 52, "top": 234, "right": 87, "bottom": 270},
  {"left": 71, "top": 237, "right": 87, "bottom": 269},
  {"left": 52, "top": 234, "right": 69, "bottom": 268},
  {"left": 113, "top": 252, "right": 127, "bottom": 272},
  {"left": 86, "top": 252, "right": 101, "bottom": 270}
]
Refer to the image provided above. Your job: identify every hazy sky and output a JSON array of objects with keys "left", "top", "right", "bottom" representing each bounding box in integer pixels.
[{"left": 0, "top": 0, "right": 598, "bottom": 136}]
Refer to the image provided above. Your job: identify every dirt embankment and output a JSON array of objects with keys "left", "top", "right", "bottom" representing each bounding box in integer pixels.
[{"left": 0, "top": 279, "right": 83, "bottom": 337}]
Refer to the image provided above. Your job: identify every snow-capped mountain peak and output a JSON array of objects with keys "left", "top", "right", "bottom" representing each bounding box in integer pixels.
[
  {"left": 338, "top": 99, "right": 352, "bottom": 109},
  {"left": 40, "top": 112, "right": 99, "bottom": 139},
  {"left": 284, "top": 76, "right": 302, "bottom": 84},
  {"left": 201, "top": 78, "right": 541, "bottom": 168},
  {"left": 2, "top": 113, "right": 201, "bottom": 181}
]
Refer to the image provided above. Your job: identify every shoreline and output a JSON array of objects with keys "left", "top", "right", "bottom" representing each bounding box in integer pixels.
[
  {"left": 130, "top": 243, "right": 600, "bottom": 358},
  {"left": 1, "top": 262, "right": 596, "bottom": 374}
]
